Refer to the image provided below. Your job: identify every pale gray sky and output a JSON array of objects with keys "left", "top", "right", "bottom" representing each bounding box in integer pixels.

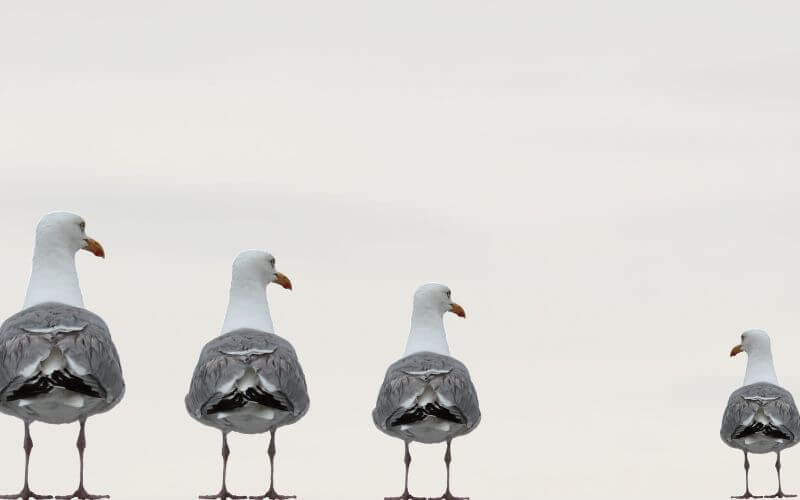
[{"left": 1, "top": 2, "right": 799, "bottom": 499}]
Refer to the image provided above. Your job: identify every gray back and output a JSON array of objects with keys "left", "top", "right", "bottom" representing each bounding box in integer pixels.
[
  {"left": 185, "top": 328, "right": 310, "bottom": 429},
  {"left": 721, "top": 382, "right": 800, "bottom": 451},
  {"left": 0, "top": 302, "right": 125, "bottom": 419},
  {"left": 373, "top": 351, "right": 481, "bottom": 439}
]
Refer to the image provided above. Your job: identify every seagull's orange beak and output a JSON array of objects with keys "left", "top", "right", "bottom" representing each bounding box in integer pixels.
[
  {"left": 272, "top": 272, "right": 292, "bottom": 290},
  {"left": 83, "top": 238, "right": 105, "bottom": 258},
  {"left": 730, "top": 344, "right": 744, "bottom": 357},
  {"left": 449, "top": 303, "right": 466, "bottom": 318}
]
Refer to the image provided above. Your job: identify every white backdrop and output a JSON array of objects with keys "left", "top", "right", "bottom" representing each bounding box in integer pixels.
[{"left": 1, "top": 2, "right": 799, "bottom": 499}]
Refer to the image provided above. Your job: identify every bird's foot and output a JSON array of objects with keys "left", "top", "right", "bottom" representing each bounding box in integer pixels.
[
  {"left": 249, "top": 487, "right": 295, "bottom": 500},
  {"left": 0, "top": 486, "right": 53, "bottom": 500},
  {"left": 732, "top": 492, "right": 763, "bottom": 499},
  {"left": 199, "top": 488, "right": 246, "bottom": 500},
  {"left": 428, "top": 492, "right": 469, "bottom": 500},
  {"left": 54, "top": 488, "right": 108, "bottom": 500},
  {"left": 385, "top": 491, "right": 426, "bottom": 500},
  {"left": 765, "top": 491, "right": 797, "bottom": 498}
]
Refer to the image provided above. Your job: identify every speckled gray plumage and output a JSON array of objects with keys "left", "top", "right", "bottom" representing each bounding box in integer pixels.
[
  {"left": 721, "top": 382, "right": 800, "bottom": 453},
  {"left": 373, "top": 351, "right": 480, "bottom": 441},
  {"left": 0, "top": 302, "right": 125, "bottom": 423},
  {"left": 185, "top": 328, "right": 309, "bottom": 433}
]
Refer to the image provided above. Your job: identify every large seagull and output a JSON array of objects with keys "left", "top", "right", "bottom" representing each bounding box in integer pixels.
[
  {"left": 722, "top": 329, "right": 800, "bottom": 499},
  {"left": 0, "top": 212, "right": 125, "bottom": 500},
  {"left": 186, "top": 250, "right": 309, "bottom": 500}
]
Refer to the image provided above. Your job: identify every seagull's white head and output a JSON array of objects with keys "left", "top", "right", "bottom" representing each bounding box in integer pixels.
[
  {"left": 35, "top": 212, "right": 105, "bottom": 258},
  {"left": 231, "top": 249, "right": 292, "bottom": 290},
  {"left": 413, "top": 283, "right": 465, "bottom": 318},
  {"left": 730, "top": 329, "right": 771, "bottom": 357},
  {"left": 404, "top": 283, "right": 465, "bottom": 355}
]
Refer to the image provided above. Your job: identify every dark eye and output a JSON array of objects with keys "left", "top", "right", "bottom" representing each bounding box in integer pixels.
[
  {"left": 270, "top": 258, "right": 276, "bottom": 266},
  {"left": 445, "top": 290, "right": 451, "bottom": 298},
  {"left": 79, "top": 221, "right": 86, "bottom": 231}
]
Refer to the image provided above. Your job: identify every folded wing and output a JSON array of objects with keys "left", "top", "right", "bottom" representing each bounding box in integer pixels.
[
  {"left": 186, "top": 328, "right": 309, "bottom": 429},
  {"left": 373, "top": 352, "right": 480, "bottom": 438},
  {"left": 721, "top": 382, "right": 800, "bottom": 452},
  {"left": 0, "top": 302, "right": 125, "bottom": 421}
]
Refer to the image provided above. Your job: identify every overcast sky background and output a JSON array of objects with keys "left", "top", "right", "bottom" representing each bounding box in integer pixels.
[{"left": 1, "top": 2, "right": 799, "bottom": 500}]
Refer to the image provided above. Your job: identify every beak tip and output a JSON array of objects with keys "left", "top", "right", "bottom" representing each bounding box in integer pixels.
[
  {"left": 273, "top": 272, "right": 292, "bottom": 290},
  {"left": 84, "top": 238, "right": 105, "bottom": 259},
  {"left": 449, "top": 303, "right": 466, "bottom": 318}
]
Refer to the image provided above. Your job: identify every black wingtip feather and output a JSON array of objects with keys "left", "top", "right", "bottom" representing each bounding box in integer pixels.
[
  {"left": 244, "top": 387, "right": 292, "bottom": 412},
  {"left": 424, "top": 403, "right": 465, "bottom": 423},
  {"left": 390, "top": 403, "right": 465, "bottom": 427},
  {"left": 50, "top": 371, "right": 102, "bottom": 398},
  {"left": 732, "top": 422, "right": 793, "bottom": 441},
  {"left": 207, "top": 392, "right": 246, "bottom": 414},
  {"left": 5, "top": 370, "right": 102, "bottom": 401},
  {"left": 6, "top": 377, "right": 51, "bottom": 401},
  {"left": 206, "top": 388, "right": 293, "bottom": 415},
  {"left": 391, "top": 407, "right": 427, "bottom": 426}
]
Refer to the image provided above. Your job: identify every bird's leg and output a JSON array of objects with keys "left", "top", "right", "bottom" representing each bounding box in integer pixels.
[
  {"left": 766, "top": 452, "right": 797, "bottom": 498},
  {"left": 428, "top": 439, "right": 468, "bottom": 500},
  {"left": 250, "top": 429, "right": 295, "bottom": 500},
  {"left": 733, "top": 451, "right": 763, "bottom": 499},
  {"left": 55, "top": 418, "right": 108, "bottom": 500},
  {"left": 200, "top": 432, "right": 245, "bottom": 500},
  {"left": 385, "top": 441, "right": 425, "bottom": 500},
  {"left": 0, "top": 421, "right": 52, "bottom": 500}
]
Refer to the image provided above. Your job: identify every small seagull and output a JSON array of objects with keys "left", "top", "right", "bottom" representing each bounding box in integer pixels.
[
  {"left": 722, "top": 329, "right": 800, "bottom": 499},
  {"left": 0, "top": 212, "right": 125, "bottom": 500},
  {"left": 186, "top": 250, "right": 309, "bottom": 500},
  {"left": 373, "top": 284, "right": 480, "bottom": 500}
]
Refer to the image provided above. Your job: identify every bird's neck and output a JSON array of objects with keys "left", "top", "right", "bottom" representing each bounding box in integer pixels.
[
  {"left": 24, "top": 245, "right": 83, "bottom": 308},
  {"left": 404, "top": 308, "right": 450, "bottom": 356},
  {"left": 744, "top": 348, "right": 779, "bottom": 386},
  {"left": 221, "top": 278, "right": 274, "bottom": 334}
]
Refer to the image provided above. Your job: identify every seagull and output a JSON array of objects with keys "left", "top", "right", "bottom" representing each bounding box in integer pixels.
[
  {"left": 722, "top": 329, "right": 800, "bottom": 499},
  {"left": 373, "top": 284, "right": 480, "bottom": 500},
  {"left": 186, "top": 250, "right": 309, "bottom": 500},
  {"left": 0, "top": 212, "right": 125, "bottom": 500}
]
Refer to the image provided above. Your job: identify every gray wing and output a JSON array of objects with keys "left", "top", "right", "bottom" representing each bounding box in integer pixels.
[
  {"left": 721, "top": 382, "right": 800, "bottom": 447},
  {"left": 185, "top": 329, "right": 309, "bottom": 423},
  {"left": 373, "top": 352, "right": 481, "bottom": 435},
  {"left": 0, "top": 303, "right": 125, "bottom": 413}
]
